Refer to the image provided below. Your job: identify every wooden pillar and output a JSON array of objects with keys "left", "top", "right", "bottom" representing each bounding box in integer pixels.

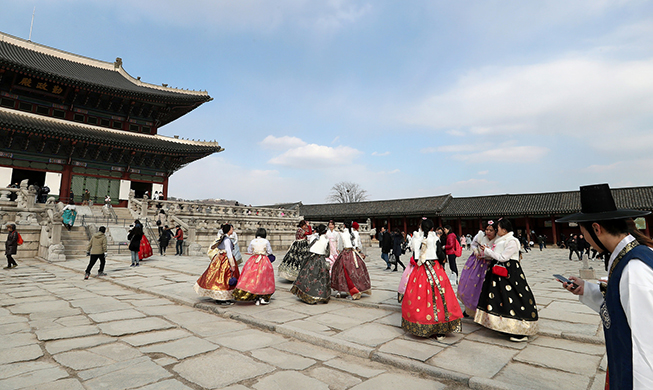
[
  {"left": 387, "top": 217, "right": 391, "bottom": 231},
  {"left": 162, "top": 176, "right": 169, "bottom": 199},
  {"left": 525, "top": 216, "right": 531, "bottom": 241},
  {"left": 437, "top": 216, "right": 442, "bottom": 228},
  {"left": 551, "top": 215, "right": 557, "bottom": 246},
  {"left": 479, "top": 218, "right": 483, "bottom": 230},
  {"left": 403, "top": 216, "right": 407, "bottom": 233},
  {"left": 645, "top": 215, "right": 651, "bottom": 237},
  {"left": 457, "top": 217, "right": 462, "bottom": 236},
  {"left": 60, "top": 164, "right": 73, "bottom": 203}
]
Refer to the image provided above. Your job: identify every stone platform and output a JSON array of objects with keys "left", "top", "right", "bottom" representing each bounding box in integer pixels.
[{"left": 0, "top": 245, "right": 607, "bottom": 389}]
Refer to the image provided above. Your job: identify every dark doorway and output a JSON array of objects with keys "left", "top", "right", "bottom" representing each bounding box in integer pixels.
[
  {"left": 11, "top": 169, "right": 46, "bottom": 187},
  {"left": 130, "top": 181, "right": 152, "bottom": 198}
]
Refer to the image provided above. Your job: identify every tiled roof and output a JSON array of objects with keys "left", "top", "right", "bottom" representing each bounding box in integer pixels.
[
  {"left": 300, "top": 195, "right": 452, "bottom": 219},
  {"left": 0, "top": 106, "right": 223, "bottom": 155},
  {"left": 0, "top": 32, "right": 210, "bottom": 103},
  {"left": 297, "top": 187, "right": 653, "bottom": 219}
]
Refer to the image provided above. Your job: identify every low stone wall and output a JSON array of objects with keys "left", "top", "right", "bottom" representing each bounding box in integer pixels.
[{"left": 0, "top": 225, "right": 41, "bottom": 260}]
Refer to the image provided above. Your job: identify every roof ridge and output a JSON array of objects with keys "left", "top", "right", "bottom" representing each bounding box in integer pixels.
[{"left": 0, "top": 31, "right": 208, "bottom": 97}]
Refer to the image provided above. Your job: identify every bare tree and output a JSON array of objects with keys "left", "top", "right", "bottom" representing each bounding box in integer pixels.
[{"left": 327, "top": 182, "right": 369, "bottom": 203}]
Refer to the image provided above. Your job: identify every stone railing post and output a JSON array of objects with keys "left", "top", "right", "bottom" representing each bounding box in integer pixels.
[{"left": 188, "top": 226, "right": 203, "bottom": 256}]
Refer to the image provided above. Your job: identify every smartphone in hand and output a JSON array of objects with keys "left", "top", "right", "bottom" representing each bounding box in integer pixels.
[{"left": 553, "top": 274, "right": 577, "bottom": 290}]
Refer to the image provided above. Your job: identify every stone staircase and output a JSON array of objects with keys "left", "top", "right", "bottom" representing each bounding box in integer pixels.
[{"left": 61, "top": 226, "right": 89, "bottom": 259}]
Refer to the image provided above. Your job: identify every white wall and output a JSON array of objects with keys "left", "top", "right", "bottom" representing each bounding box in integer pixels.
[
  {"left": 152, "top": 183, "right": 164, "bottom": 194},
  {"left": 44, "top": 172, "right": 62, "bottom": 195},
  {"left": 0, "top": 167, "right": 12, "bottom": 187},
  {"left": 119, "top": 180, "right": 131, "bottom": 200}
]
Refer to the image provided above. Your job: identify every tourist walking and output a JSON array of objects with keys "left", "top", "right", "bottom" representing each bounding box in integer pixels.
[
  {"left": 4, "top": 223, "right": 19, "bottom": 269},
  {"left": 443, "top": 225, "right": 462, "bottom": 280},
  {"left": 474, "top": 219, "right": 538, "bottom": 342},
  {"left": 174, "top": 225, "right": 184, "bottom": 256},
  {"left": 278, "top": 220, "right": 312, "bottom": 281},
  {"left": 156, "top": 209, "right": 167, "bottom": 236},
  {"left": 558, "top": 184, "right": 653, "bottom": 389},
  {"left": 401, "top": 218, "right": 463, "bottom": 339},
  {"left": 460, "top": 235, "right": 467, "bottom": 251},
  {"left": 85, "top": 226, "right": 107, "bottom": 279},
  {"left": 194, "top": 224, "right": 240, "bottom": 305},
  {"left": 128, "top": 224, "right": 143, "bottom": 267},
  {"left": 391, "top": 227, "right": 406, "bottom": 272},
  {"left": 379, "top": 226, "right": 393, "bottom": 270},
  {"left": 62, "top": 205, "right": 77, "bottom": 231},
  {"left": 158, "top": 225, "right": 172, "bottom": 256},
  {"left": 331, "top": 220, "right": 371, "bottom": 300},
  {"left": 577, "top": 234, "right": 588, "bottom": 260},
  {"left": 457, "top": 220, "right": 497, "bottom": 317},
  {"left": 291, "top": 224, "right": 332, "bottom": 304},
  {"left": 466, "top": 233, "right": 473, "bottom": 250},
  {"left": 537, "top": 235, "right": 544, "bottom": 251},
  {"left": 233, "top": 228, "right": 275, "bottom": 305},
  {"left": 325, "top": 220, "right": 340, "bottom": 271},
  {"left": 568, "top": 234, "right": 581, "bottom": 260}
]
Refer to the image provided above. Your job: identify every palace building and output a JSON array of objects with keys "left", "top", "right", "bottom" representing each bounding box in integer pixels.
[{"left": 0, "top": 31, "right": 222, "bottom": 205}]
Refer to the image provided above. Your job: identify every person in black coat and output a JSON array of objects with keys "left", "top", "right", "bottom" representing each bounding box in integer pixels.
[
  {"left": 158, "top": 225, "right": 173, "bottom": 256},
  {"left": 391, "top": 228, "right": 406, "bottom": 272},
  {"left": 4, "top": 223, "right": 18, "bottom": 269},
  {"left": 380, "top": 227, "right": 393, "bottom": 270},
  {"left": 128, "top": 225, "right": 143, "bottom": 267}
]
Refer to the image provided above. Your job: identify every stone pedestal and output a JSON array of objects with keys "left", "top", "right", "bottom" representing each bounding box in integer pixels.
[{"left": 579, "top": 268, "right": 596, "bottom": 279}]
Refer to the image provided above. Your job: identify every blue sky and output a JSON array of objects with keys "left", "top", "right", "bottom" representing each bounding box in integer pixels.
[{"left": 3, "top": 1, "right": 653, "bottom": 205}]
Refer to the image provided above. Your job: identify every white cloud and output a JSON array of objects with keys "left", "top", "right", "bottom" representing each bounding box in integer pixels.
[
  {"left": 478, "top": 170, "right": 489, "bottom": 175},
  {"left": 260, "top": 135, "right": 307, "bottom": 150},
  {"left": 405, "top": 57, "right": 653, "bottom": 146},
  {"left": 371, "top": 151, "right": 390, "bottom": 156},
  {"left": 454, "top": 145, "right": 549, "bottom": 164},
  {"left": 268, "top": 144, "right": 362, "bottom": 167},
  {"left": 421, "top": 144, "right": 481, "bottom": 154}
]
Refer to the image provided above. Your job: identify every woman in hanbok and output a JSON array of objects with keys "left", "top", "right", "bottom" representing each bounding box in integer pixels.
[
  {"left": 331, "top": 220, "right": 371, "bottom": 300},
  {"left": 233, "top": 228, "right": 275, "bottom": 305},
  {"left": 397, "top": 229, "right": 419, "bottom": 303},
  {"left": 291, "top": 224, "right": 331, "bottom": 304},
  {"left": 457, "top": 220, "right": 497, "bottom": 317},
  {"left": 194, "top": 224, "right": 241, "bottom": 305},
  {"left": 134, "top": 219, "right": 153, "bottom": 261},
  {"left": 325, "top": 220, "right": 340, "bottom": 272},
  {"left": 278, "top": 220, "right": 312, "bottom": 281},
  {"left": 62, "top": 205, "right": 77, "bottom": 231},
  {"left": 402, "top": 218, "right": 463, "bottom": 339},
  {"left": 474, "top": 219, "right": 538, "bottom": 342},
  {"left": 229, "top": 230, "right": 243, "bottom": 265}
]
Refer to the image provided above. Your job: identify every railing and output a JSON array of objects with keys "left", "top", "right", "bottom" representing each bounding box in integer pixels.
[{"left": 135, "top": 198, "right": 301, "bottom": 219}]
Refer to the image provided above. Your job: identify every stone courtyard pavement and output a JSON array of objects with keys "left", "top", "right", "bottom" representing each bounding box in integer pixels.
[{"left": 0, "top": 245, "right": 608, "bottom": 390}]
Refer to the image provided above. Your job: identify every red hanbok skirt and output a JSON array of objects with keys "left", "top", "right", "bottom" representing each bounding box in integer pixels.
[
  {"left": 233, "top": 254, "right": 275, "bottom": 301},
  {"left": 139, "top": 235, "right": 153, "bottom": 260},
  {"left": 402, "top": 259, "right": 463, "bottom": 337},
  {"left": 194, "top": 252, "right": 240, "bottom": 301}
]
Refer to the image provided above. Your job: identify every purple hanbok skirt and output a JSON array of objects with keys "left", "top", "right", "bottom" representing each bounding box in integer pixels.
[{"left": 456, "top": 253, "right": 489, "bottom": 315}]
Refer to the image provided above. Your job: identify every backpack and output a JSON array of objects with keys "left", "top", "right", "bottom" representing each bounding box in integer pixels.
[
  {"left": 17, "top": 232, "right": 23, "bottom": 246},
  {"left": 453, "top": 236, "right": 462, "bottom": 257}
]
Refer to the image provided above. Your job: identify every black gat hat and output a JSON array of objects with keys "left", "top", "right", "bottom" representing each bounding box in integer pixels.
[{"left": 556, "top": 184, "right": 650, "bottom": 223}]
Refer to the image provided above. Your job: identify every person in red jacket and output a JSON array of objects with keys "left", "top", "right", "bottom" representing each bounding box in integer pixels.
[
  {"left": 443, "top": 225, "right": 460, "bottom": 280},
  {"left": 174, "top": 225, "right": 184, "bottom": 256}
]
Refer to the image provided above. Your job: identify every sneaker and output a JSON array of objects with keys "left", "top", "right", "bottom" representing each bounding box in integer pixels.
[
  {"left": 255, "top": 299, "right": 260, "bottom": 306},
  {"left": 135, "top": 263, "right": 140, "bottom": 267},
  {"left": 259, "top": 298, "right": 270, "bottom": 305},
  {"left": 84, "top": 273, "right": 90, "bottom": 280},
  {"left": 130, "top": 264, "right": 135, "bottom": 267},
  {"left": 510, "top": 336, "right": 528, "bottom": 342},
  {"left": 335, "top": 292, "right": 342, "bottom": 298},
  {"left": 221, "top": 301, "right": 234, "bottom": 306},
  {"left": 3, "top": 266, "right": 10, "bottom": 270},
  {"left": 436, "top": 334, "right": 446, "bottom": 341},
  {"left": 98, "top": 272, "right": 107, "bottom": 277}
]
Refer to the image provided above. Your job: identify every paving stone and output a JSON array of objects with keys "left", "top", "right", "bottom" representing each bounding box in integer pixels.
[
  {"left": 135, "top": 379, "right": 194, "bottom": 390},
  {"left": 530, "top": 336, "right": 606, "bottom": 356},
  {"left": 307, "top": 366, "right": 363, "bottom": 390},
  {"left": 590, "top": 374, "right": 606, "bottom": 390},
  {"left": 514, "top": 344, "right": 602, "bottom": 376},
  {"left": 129, "top": 298, "right": 173, "bottom": 307},
  {"left": 324, "top": 358, "right": 386, "bottom": 378},
  {"left": 253, "top": 370, "right": 329, "bottom": 390},
  {"left": 0, "top": 321, "right": 30, "bottom": 334},
  {"left": 0, "top": 366, "right": 69, "bottom": 389},
  {"left": 174, "top": 349, "right": 274, "bottom": 389},
  {"left": 36, "top": 325, "right": 99, "bottom": 341},
  {"left": 208, "top": 328, "right": 287, "bottom": 351},
  {"left": 428, "top": 340, "right": 516, "bottom": 377},
  {"left": 349, "top": 372, "right": 445, "bottom": 390},
  {"left": 177, "top": 318, "right": 248, "bottom": 337},
  {"left": 272, "top": 341, "right": 337, "bottom": 361},
  {"left": 29, "top": 307, "right": 82, "bottom": 320},
  {"left": 463, "top": 327, "right": 529, "bottom": 350},
  {"left": 9, "top": 300, "right": 72, "bottom": 315},
  {"left": 89, "top": 342, "right": 143, "bottom": 361},
  {"left": 45, "top": 335, "right": 114, "bottom": 354},
  {"left": 329, "top": 307, "right": 396, "bottom": 323},
  {"left": 153, "top": 357, "right": 178, "bottom": 366},
  {"left": 378, "top": 338, "right": 443, "bottom": 362},
  {"left": 312, "top": 313, "right": 365, "bottom": 330},
  {"left": 140, "top": 336, "right": 219, "bottom": 359},
  {"left": 31, "top": 378, "right": 85, "bottom": 390},
  {"left": 250, "top": 308, "right": 307, "bottom": 323},
  {"left": 0, "top": 332, "right": 37, "bottom": 350},
  {"left": 0, "top": 314, "right": 28, "bottom": 325},
  {"left": 164, "top": 311, "right": 219, "bottom": 325},
  {"left": 250, "top": 347, "right": 316, "bottom": 370},
  {"left": 335, "top": 323, "right": 403, "bottom": 347},
  {"left": 78, "top": 356, "right": 151, "bottom": 380},
  {"left": 53, "top": 350, "right": 115, "bottom": 370},
  {"left": 98, "top": 317, "right": 175, "bottom": 336},
  {"left": 285, "top": 302, "right": 340, "bottom": 316},
  {"left": 83, "top": 359, "right": 173, "bottom": 390},
  {"left": 493, "top": 362, "right": 590, "bottom": 390},
  {"left": 375, "top": 312, "right": 402, "bottom": 327},
  {"left": 136, "top": 305, "right": 196, "bottom": 316},
  {"left": 88, "top": 309, "right": 146, "bottom": 323},
  {"left": 69, "top": 297, "right": 133, "bottom": 314},
  {"left": 283, "top": 319, "right": 337, "bottom": 335},
  {"left": 0, "top": 344, "right": 43, "bottom": 364},
  {"left": 537, "top": 318, "right": 600, "bottom": 336},
  {"left": 121, "top": 329, "right": 193, "bottom": 347},
  {"left": 0, "top": 361, "right": 60, "bottom": 380},
  {"left": 599, "top": 354, "right": 607, "bottom": 371}
]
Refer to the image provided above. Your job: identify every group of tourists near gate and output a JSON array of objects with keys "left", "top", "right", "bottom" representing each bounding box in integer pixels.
[{"left": 193, "top": 214, "right": 538, "bottom": 342}]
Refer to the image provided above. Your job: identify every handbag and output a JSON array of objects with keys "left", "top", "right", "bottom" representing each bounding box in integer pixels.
[
  {"left": 228, "top": 277, "right": 238, "bottom": 287},
  {"left": 268, "top": 254, "right": 276, "bottom": 263},
  {"left": 492, "top": 264, "right": 508, "bottom": 278},
  {"left": 389, "top": 254, "right": 397, "bottom": 265}
]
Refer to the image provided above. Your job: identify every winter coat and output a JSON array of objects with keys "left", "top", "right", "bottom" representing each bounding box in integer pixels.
[
  {"left": 445, "top": 232, "right": 458, "bottom": 256},
  {"left": 5, "top": 230, "right": 18, "bottom": 256},
  {"left": 87, "top": 232, "right": 108, "bottom": 255},
  {"left": 380, "top": 231, "right": 393, "bottom": 254},
  {"left": 128, "top": 227, "right": 143, "bottom": 252},
  {"left": 159, "top": 229, "right": 173, "bottom": 247},
  {"left": 391, "top": 233, "right": 403, "bottom": 257}
]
